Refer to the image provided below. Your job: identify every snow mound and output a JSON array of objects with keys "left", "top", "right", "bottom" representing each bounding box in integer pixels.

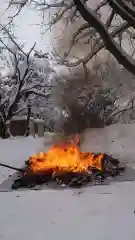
[{"left": 81, "top": 123, "right": 135, "bottom": 167}]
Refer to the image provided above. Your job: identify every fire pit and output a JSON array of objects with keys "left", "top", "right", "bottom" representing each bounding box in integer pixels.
[{"left": 11, "top": 141, "right": 125, "bottom": 190}]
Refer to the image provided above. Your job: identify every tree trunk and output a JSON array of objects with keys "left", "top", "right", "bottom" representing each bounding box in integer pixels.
[
  {"left": 25, "top": 105, "right": 31, "bottom": 137},
  {"left": 0, "top": 121, "right": 9, "bottom": 139}
]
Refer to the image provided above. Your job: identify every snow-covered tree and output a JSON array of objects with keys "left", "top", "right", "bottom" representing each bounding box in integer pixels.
[
  {"left": 1, "top": 0, "right": 135, "bottom": 134},
  {"left": 7, "top": 0, "right": 135, "bottom": 75},
  {"left": 0, "top": 28, "right": 57, "bottom": 138}
]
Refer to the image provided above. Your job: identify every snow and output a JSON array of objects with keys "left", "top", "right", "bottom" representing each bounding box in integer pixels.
[
  {"left": 0, "top": 136, "right": 44, "bottom": 183},
  {"left": 0, "top": 183, "right": 135, "bottom": 240},
  {"left": 0, "top": 125, "right": 135, "bottom": 239},
  {"left": 34, "top": 119, "right": 45, "bottom": 123},
  {"left": 11, "top": 116, "right": 34, "bottom": 121},
  {"left": 81, "top": 123, "right": 135, "bottom": 168}
]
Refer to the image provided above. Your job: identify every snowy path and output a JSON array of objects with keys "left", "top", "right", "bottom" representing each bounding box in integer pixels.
[
  {"left": 0, "top": 126, "right": 135, "bottom": 240},
  {"left": 0, "top": 183, "right": 135, "bottom": 240}
]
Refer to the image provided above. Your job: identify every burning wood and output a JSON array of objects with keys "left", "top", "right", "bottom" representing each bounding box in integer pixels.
[{"left": 10, "top": 139, "right": 125, "bottom": 189}]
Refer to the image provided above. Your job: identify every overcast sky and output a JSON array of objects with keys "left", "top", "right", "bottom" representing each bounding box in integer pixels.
[
  {"left": 0, "top": 0, "right": 101, "bottom": 52},
  {"left": 0, "top": 0, "right": 53, "bottom": 52}
]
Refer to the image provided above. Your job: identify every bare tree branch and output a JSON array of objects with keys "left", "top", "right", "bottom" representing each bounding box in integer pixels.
[
  {"left": 9, "top": 0, "right": 135, "bottom": 75},
  {"left": 116, "top": 0, "right": 135, "bottom": 18},
  {"left": 73, "top": 0, "right": 135, "bottom": 75},
  {"left": 33, "top": 0, "right": 66, "bottom": 9},
  {"left": 108, "top": 0, "right": 135, "bottom": 28},
  {"left": 110, "top": 96, "right": 135, "bottom": 124},
  {"left": 65, "top": 22, "right": 130, "bottom": 67},
  {"left": 1, "top": 26, "right": 26, "bottom": 56},
  {"left": 60, "top": 3, "right": 116, "bottom": 61},
  {"left": 44, "top": 1, "right": 74, "bottom": 30},
  {"left": 106, "top": 9, "right": 115, "bottom": 29}
]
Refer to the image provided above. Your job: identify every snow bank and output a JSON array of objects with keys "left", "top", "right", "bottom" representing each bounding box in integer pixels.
[
  {"left": 81, "top": 123, "right": 135, "bottom": 167},
  {"left": 0, "top": 136, "right": 44, "bottom": 183},
  {"left": 0, "top": 133, "right": 58, "bottom": 183}
]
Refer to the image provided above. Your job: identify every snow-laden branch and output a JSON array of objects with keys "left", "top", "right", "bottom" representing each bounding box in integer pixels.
[
  {"left": 23, "top": 89, "right": 51, "bottom": 98},
  {"left": 33, "top": 0, "right": 66, "bottom": 9},
  {"left": 20, "top": 83, "right": 54, "bottom": 95},
  {"left": 73, "top": 0, "right": 135, "bottom": 75},
  {"left": 7, "top": 0, "right": 135, "bottom": 72},
  {"left": 64, "top": 22, "right": 130, "bottom": 67},
  {"left": 108, "top": 0, "right": 135, "bottom": 28}
]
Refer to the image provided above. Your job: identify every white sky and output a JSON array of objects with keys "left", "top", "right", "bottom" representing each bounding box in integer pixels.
[
  {"left": 0, "top": 0, "right": 53, "bottom": 52},
  {"left": 0, "top": 0, "right": 101, "bottom": 53}
]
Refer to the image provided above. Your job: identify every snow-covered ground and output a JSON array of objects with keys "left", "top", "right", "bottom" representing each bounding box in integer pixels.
[
  {"left": 0, "top": 126, "right": 135, "bottom": 240},
  {"left": 81, "top": 123, "right": 135, "bottom": 168}
]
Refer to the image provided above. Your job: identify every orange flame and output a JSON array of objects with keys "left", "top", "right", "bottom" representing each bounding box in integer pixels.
[{"left": 28, "top": 142, "right": 104, "bottom": 174}]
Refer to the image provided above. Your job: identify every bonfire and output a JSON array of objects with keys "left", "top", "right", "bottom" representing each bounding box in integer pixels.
[
  {"left": 11, "top": 135, "right": 125, "bottom": 189},
  {"left": 28, "top": 143, "right": 103, "bottom": 174}
]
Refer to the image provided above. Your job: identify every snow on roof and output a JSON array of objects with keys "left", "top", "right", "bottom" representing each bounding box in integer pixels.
[
  {"left": 34, "top": 119, "right": 45, "bottom": 123},
  {"left": 11, "top": 116, "right": 34, "bottom": 121},
  {"left": 10, "top": 116, "right": 45, "bottom": 124}
]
